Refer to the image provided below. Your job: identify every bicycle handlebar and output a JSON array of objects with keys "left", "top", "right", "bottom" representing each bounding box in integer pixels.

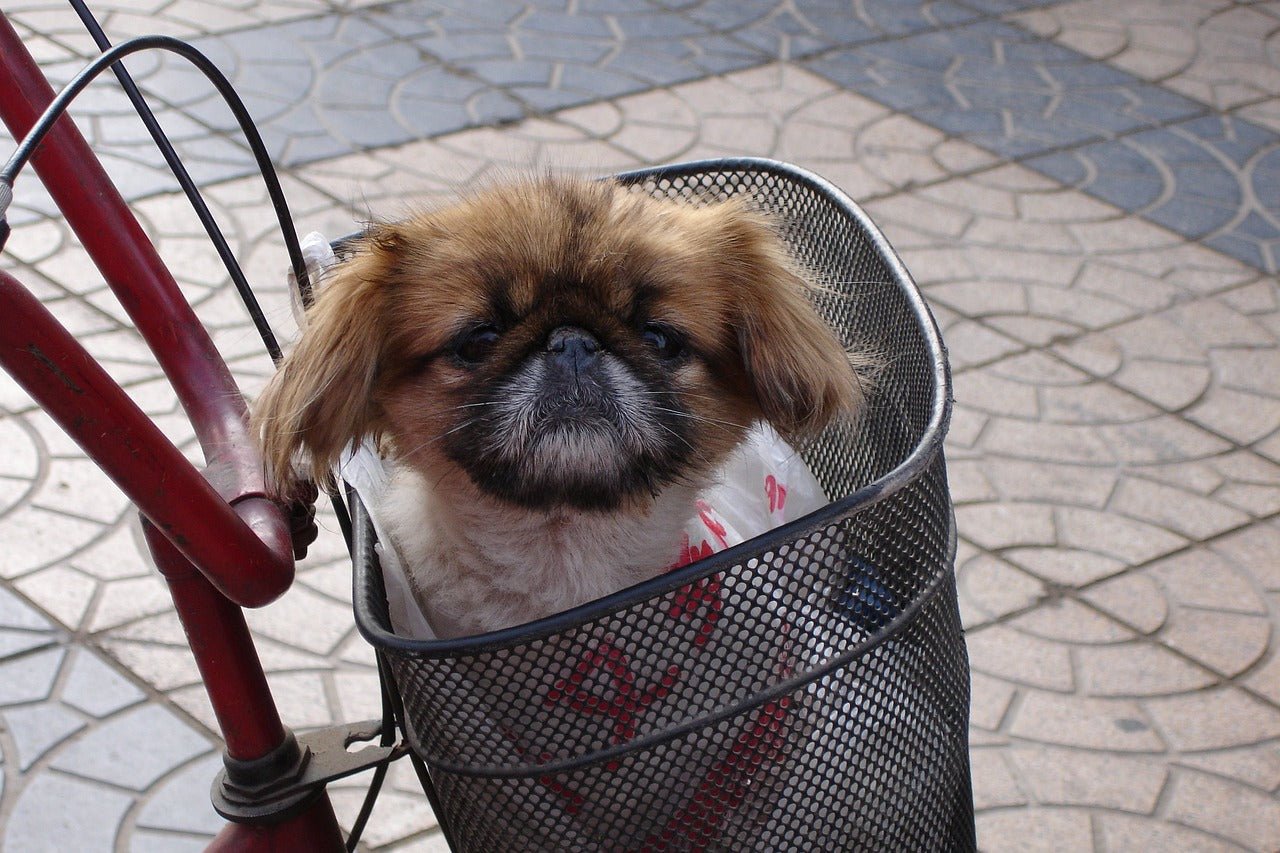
[
  {"left": 0, "top": 14, "right": 294, "bottom": 606},
  {"left": 0, "top": 270, "right": 293, "bottom": 606}
]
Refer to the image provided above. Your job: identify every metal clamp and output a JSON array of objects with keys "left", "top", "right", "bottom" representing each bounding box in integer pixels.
[{"left": 212, "top": 720, "right": 409, "bottom": 825}]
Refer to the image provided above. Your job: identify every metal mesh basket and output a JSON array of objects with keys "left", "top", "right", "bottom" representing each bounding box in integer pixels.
[{"left": 351, "top": 159, "right": 973, "bottom": 852}]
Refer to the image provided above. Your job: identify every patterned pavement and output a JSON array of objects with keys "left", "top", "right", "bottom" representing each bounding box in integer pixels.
[{"left": 0, "top": 1, "right": 1277, "bottom": 850}]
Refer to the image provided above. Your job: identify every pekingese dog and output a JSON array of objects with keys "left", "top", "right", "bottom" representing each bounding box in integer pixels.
[{"left": 254, "top": 177, "right": 865, "bottom": 638}]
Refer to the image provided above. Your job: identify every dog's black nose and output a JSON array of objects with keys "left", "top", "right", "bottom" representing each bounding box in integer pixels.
[{"left": 546, "top": 326, "right": 600, "bottom": 373}]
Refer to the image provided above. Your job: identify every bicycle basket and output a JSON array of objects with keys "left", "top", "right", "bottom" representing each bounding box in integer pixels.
[{"left": 350, "top": 159, "right": 973, "bottom": 852}]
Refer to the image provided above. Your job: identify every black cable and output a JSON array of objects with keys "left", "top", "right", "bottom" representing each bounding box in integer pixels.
[
  {"left": 66, "top": 0, "right": 286, "bottom": 363},
  {"left": 0, "top": 33, "right": 314, "bottom": 359},
  {"left": 343, "top": 651, "right": 399, "bottom": 852}
]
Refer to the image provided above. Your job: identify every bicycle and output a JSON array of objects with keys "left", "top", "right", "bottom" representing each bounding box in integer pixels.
[{"left": 0, "top": 5, "right": 974, "bottom": 850}]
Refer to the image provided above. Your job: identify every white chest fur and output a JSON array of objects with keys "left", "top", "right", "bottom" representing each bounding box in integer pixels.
[{"left": 378, "top": 468, "right": 699, "bottom": 638}]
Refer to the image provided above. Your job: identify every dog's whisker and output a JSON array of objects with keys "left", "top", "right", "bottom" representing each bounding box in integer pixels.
[
  {"left": 395, "top": 417, "right": 481, "bottom": 458},
  {"left": 651, "top": 407, "right": 753, "bottom": 434}
]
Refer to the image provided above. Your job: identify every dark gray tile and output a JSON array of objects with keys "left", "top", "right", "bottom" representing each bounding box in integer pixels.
[
  {"left": 522, "top": 8, "right": 622, "bottom": 38},
  {"left": 1254, "top": 147, "right": 1280, "bottom": 222},
  {"left": 1206, "top": 224, "right": 1275, "bottom": 274},
  {"left": 683, "top": 0, "right": 785, "bottom": 32},
  {"left": 804, "top": 20, "right": 1204, "bottom": 153}
]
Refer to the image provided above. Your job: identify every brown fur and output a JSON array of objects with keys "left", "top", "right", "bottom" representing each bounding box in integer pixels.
[{"left": 254, "top": 177, "right": 863, "bottom": 504}]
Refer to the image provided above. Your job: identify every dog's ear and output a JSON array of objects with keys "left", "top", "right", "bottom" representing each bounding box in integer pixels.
[
  {"left": 719, "top": 209, "right": 865, "bottom": 440},
  {"left": 252, "top": 228, "right": 399, "bottom": 498}
]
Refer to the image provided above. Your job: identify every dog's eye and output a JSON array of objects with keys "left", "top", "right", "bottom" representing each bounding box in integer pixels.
[
  {"left": 642, "top": 323, "right": 687, "bottom": 361},
  {"left": 455, "top": 324, "right": 501, "bottom": 364}
]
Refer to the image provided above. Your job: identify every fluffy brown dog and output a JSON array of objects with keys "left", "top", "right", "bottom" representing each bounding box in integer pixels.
[{"left": 254, "top": 177, "right": 864, "bottom": 638}]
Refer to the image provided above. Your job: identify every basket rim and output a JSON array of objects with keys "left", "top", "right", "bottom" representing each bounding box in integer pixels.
[{"left": 350, "top": 156, "right": 954, "bottom": 658}]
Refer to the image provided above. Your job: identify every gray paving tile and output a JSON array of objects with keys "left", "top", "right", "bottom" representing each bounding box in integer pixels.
[
  {"left": 129, "top": 832, "right": 212, "bottom": 853},
  {"left": 48, "top": 704, "right": 212, "bottom": 791},
  {"left": 134, "top": 753, "right": 225, "bottom": 836},
  {"left": 803, "top": 20, "right": 1207, "bottom": 158},
  {"left": 4, "top": 772, "right": 136, "bottom": 853},
  {"left": 802, "top": 17, "right": 1280, "bottom": 274},
  {"left": 0, "top": 647, "right": 65, "bottom": 706},
  {"left": 0, "top": 586, "right": 54, "bottom": 632},
  {"left": 60, "top": 647, "right": 146, "bottom": 718},
  {"left": 0, "top": 628, "right": 57, "bottom": 659},
  {"left": 3, "top": 3, "right": 1280, "bottom": 852},
  {"left": 1027, "top": 116, "right": 1275, "bottom": 252},
  {"left": 1, "top": 704, "right": 84, "bottom": 772}
]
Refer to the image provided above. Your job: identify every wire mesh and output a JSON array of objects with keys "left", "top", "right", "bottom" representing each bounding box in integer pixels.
[{"left": 352, "top": 159, "right": 973, "bottom": 852}]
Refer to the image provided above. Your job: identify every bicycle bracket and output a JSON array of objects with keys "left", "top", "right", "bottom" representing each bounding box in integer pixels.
[{"left": 212, "top": 720, "right": 409, "bottom": 825}]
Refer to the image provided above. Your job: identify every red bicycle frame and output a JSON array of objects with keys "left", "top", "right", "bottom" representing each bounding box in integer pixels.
[{"left": 0, "top": 12, "right": 350, "bottom": 850}]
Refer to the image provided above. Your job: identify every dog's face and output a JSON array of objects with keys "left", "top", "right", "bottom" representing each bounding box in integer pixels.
[{"left": 254, "top": 178, "right": 862, "bottom": 511}]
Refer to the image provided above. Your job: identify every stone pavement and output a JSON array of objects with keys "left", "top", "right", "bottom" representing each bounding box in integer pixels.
[{"left": 0, "top": 0, "right": 1277, "bottom": 850}]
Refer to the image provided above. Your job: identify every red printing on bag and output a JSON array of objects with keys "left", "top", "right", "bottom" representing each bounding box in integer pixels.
[
  {"left": 544, "top": 636, "right": 680, "bottom": 751},
  {"left": 536, "top": 504, "right": 793, "bottom": 844},
  {"left": 641, "top": 695, "right": 793, "bottom": 852},
  {"left": 765, "top": 473, "right": 787, "bottom": 514}
]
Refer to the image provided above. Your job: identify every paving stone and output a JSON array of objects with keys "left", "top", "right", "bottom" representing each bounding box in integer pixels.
[
  {"left": 134, "top": 752, "right": 225, "bottom": 836},
  {"left": 60, "top": 647, "right": 147, "bottom": 718},
  {"left": 953, "top": 370, "right": 1040, "bottom": 419},
  {"left": 980, "top": 419, "right": 1115, "bottom": 465},
  {"left": 968, "top": 671, "right": 1017, "bottom": 733},
  {"left": 1162, "top": 768, "right": 1280, "bottom": 852},
  {"left": 1175, "top": 743, "right": 1280, "bottom": 793},
  {"left": 0, "top": 585, "right": 54, "bottom": 632},
  {"left": 1110, "top": 360, "right": 1213, "bottom": 412},
  {"left": 1007, "top": 598, "right": 1134, "bottom": 645},
  {"left": 1075, "top": 641, "right": 1216, "bottom": 698},
  {"left": 1008, "top": 691, "right": 1167, "bottom": 752},
  {"left": 953, "top": 502, "right": 1058, "bottom": 551},
  {"left": 957, "top": 552, "right": 1046, "bottom": 626},
  {"left": 3, "top": 2, "right": 1280, "bottom": 851},
  {"left": 968, "top": 748, "right": 1025, "bottom": 810},
  {"left": 129, "top": 831, "right": 212, "bottom": 853},
  {"left": 976, "top": 806, "right": 1094, "bottom": 853},
  {"left": 0, "top": 628, "right": 56, "bottom": 659},
  {"left": 1006, "top": 745, "right": 1168, "bottom": 813},
  {"left": 1148, "top": 548, "right": 1269, "bottom": 614},
  {"left": 0, "top": 507, "right": 111, "bottom": 581},
  {"left": 13, "top": 565, "right": 98, "bottom": 630},
  {"left": 49, "top": 703, "right": 212, "bottom": 791},
  {"left": 1210, "top": 521, "right": 1280, "bottom": 592},
  {"left": 328, "top": 785, "right": 437, "bottom": 848},
  {"left": 241, "top": 582, "right": 358, "bottom": 656},
  {"left": 1144, "top": 687, "right": 1280, "bottom": 752},
  {"left": 1, "top": 704, "right": 85, "bottom": 771},
  {"left": 86, "top": 574, "right": 176, "bottom": 633},
  {"left": 1109, "top": 477, "right": 1253, "bottom": 541},
  {"left": 967, "top": 624, "right": 1075, "bottom": 692},
  {"left": 1096, "top": 417, "right": 1234, "bottom": 467},
  {"left": 262, "top": 670, "right": 337, "bottom": 729},
  {"left": 1061, "top": 507, "right": 1192, "bottom": 566},
  {"left": 1188, "top": 385, "right": 1280, "bottom": 445},
  {"left": 0, "top": 647, "right": 66, "bottom": 707},
  {"left": 3, "top": 771, "right": 136, "bottom": 853},
  {"left": 1003, "top": 547, "right": 1128, "bottom": 588},
  {"left": 1095, "top": 812, "right": 1241, "bottom": 853},
  {"left": 1079, "top": 571, "right": 1169, "bottom": 635}
]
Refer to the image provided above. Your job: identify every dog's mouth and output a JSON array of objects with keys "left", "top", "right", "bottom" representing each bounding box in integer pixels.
[{"left": 443, "top": 330, "right": 695, "bottom": 511}]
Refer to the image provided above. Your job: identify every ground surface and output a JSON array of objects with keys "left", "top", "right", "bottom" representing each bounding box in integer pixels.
[{"left": 0, "top": 1, "right": 1278, "bottom": 850}]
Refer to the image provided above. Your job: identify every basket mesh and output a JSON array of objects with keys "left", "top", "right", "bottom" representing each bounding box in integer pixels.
[{"left": 352, "top": 160, "right": 973, "bottom": 852}]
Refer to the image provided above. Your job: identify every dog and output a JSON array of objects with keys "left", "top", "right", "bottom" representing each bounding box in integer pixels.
[{"left": 253, "top": 176, "right": 865, "bottom": 639}]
